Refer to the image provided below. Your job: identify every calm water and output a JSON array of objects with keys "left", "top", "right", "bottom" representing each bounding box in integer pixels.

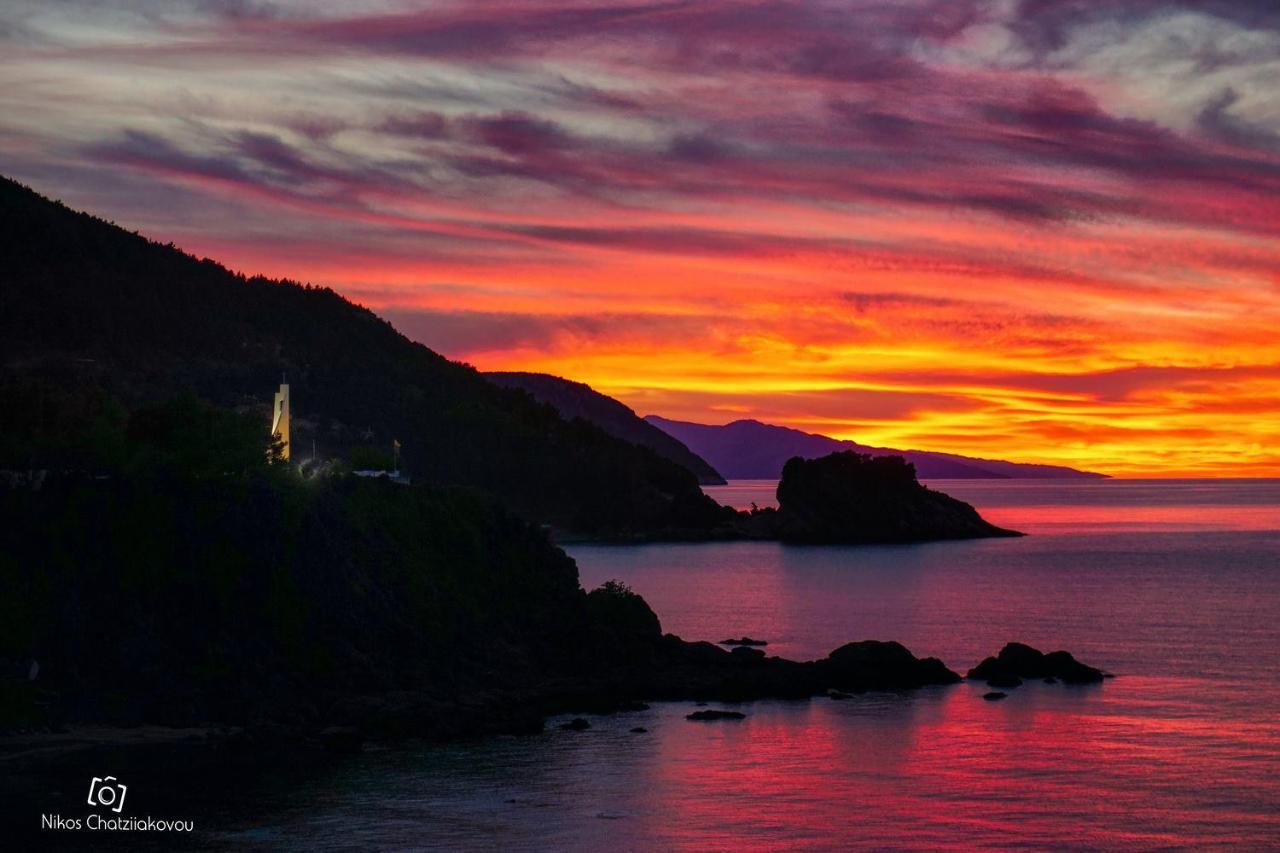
[{"left": 216, "top": 480, "right": 1280, "bottom": 851}]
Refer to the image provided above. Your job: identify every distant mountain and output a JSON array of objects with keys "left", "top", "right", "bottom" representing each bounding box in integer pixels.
[
  {"left": 0, "top": 176, "right": 731, "bottom": 537},
  {"left": 645, "top": 416, "right": 1106, "bottom": 480},
  {"left": 486, "top": 372, "right": 726, "bottom": 485}
]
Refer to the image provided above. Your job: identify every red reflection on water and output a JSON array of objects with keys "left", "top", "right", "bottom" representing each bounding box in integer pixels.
[
  {"left": 564, "top": 479, "right": 1280, "bottom": 849},
  {"left": 978, "top": 503, "right": 1280, "bottom": 534},
  {"left": 626, "top": 683, "right": 1280, "bottom": 851}
]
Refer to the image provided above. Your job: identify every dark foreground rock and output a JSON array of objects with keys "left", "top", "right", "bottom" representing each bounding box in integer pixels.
[
  {"left": 319, "top": 725, "right": 364, "bottom": 754},
  {"left": 820, "top": 641, "right": 962, "bottom": 690},
  {"left": 720, "top": 637, "right": 768, "bottom": 647},
  {"left": 968, "top": 643, "right": 1108, "bottom": 686},
  {"left": 1, "top": 581, "right": 966, "bottom": 753},
  {"left": 592, "top": 633, "right": 962, "bottom": 708},
  {"left": 687, "top": 709, "right": 746, "bottom": 721},
  {"left": 747, "top": 451, "right": 1021, "bottom": 544}
]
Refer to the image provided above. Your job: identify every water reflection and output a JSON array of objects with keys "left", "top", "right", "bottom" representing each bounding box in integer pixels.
[{"left": 215, "top": 677, "right": 1280, "bottom": 851}]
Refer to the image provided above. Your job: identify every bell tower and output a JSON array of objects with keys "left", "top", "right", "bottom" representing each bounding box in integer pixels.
[{"left": 271, "top": 377, "right": 291, "bottom": 460}]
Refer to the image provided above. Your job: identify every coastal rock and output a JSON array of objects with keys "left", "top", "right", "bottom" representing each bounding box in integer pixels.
[
  {"left": 630, "top": 726, "right": 648, "bottom": 733},
  {"left": 1043, "top": 651, "right": 1108, "bottom": 684},
  {"left": 968, "top": 643, "right": 1107, "bottom": 685},
  {"left": 687, "top": 709, "right": 746, "bottom": 721},
  {"left": 587, "top": 581, "right": 662, "bottom": 642},
  {"left": 719, "top": 637, "right": 768, "bottom": 647},
  {"left": 819, "top": 640, "right": 962, "bottom": 690},
  {"left": 768, "top": 452, "right": 1021, "bottom": 544},
  {"left": 558, "top": 718, "right": 591, "bottom": 731},
  {"left": 983, "top": 692, "right": 1008, "bottom": 701},
  {"left": 319, "top": 725, "right": 364, "bottom": 754},
  {"left": 639, "top": 634, "right": 967, "bottom": 705}
]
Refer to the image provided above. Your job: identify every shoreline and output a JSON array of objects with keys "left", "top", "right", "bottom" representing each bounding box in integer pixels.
[{"left": 1, "top": 638, "right": 1104, "bottom": 773}]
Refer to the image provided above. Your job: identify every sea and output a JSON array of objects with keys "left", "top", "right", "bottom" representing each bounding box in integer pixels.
[{"left": 213, "top": 479, "right": 1280, "bottom": 851}]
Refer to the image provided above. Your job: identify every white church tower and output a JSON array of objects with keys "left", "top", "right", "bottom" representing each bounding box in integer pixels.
[{"left": 271, "top": 378, "right": 291, "bottom": 460}]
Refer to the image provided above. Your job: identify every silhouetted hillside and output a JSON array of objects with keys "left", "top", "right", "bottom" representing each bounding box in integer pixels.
[
  {"left": 487, "top": 371, "right": 726, "bottom": 485},
  {"left": 0, "top": 466, "right": 970, "bottom": 742},
  {"left": 645, "top": 416, "right": 1105, "bottom": 480},
  {"left": 0, "top": 472, "right": 593, "bottom": 728},
  {"left": 0, "top": 177, "right": 732, "bottom": 537}
]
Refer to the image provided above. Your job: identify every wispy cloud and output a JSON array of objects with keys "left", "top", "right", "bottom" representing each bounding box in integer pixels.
[{"left": 3, "top": 0, "right": 1279, "bottom": 473}]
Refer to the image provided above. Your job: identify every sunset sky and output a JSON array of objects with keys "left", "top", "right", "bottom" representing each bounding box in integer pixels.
[{"left": 2, "top": 1, "right": 1279, "bottom": 476}]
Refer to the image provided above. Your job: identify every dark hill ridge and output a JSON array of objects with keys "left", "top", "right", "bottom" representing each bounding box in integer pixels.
[
  {"left": 486, "top": 371, "right": 726, "bottom": 485},
  {"left": 0, "top": 175, "right": 1014, "bottom": 546},
  {"left": 645, "top": 415, "right": 1106, "bottom": 480},
  {"left": 0, "top": 176, "right": 730, "bottom": 538}
]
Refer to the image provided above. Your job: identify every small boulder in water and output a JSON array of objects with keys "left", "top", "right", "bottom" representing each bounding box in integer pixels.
[
  {"left": 968, "top": 642, "right": 1106, "bottom": 685},
  {"left": 983, "top": 692, "right": 1008, "bottom": 701},
  {"left": 559, "top": 717, "right": 591, "bottom": 731},
  {"left": 319, "top": 725, "right": 364, "bottom": 754},
  {"left": 821, "top": 640, "right": 962, "bottom": 690},
  {"left": 687, "top": 709, "right": 746, "bottom": 721}
]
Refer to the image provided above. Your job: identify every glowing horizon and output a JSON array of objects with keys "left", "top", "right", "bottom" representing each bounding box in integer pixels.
[{"left": 3, "top": 1, "right": 1279, "bottom": 477}]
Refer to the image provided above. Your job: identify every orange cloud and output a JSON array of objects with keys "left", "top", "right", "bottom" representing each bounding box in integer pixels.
[{"left": 4, "top": 1, "right": 1279, "bottom": 475}]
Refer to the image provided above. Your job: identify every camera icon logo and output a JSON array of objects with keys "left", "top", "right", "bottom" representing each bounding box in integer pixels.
[{"left": 87, "top": 776, "right": 127, "bottom": 813}]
